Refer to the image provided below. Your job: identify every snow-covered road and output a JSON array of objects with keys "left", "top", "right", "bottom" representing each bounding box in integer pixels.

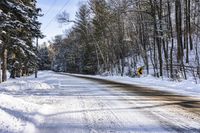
[{"left": 1, "top": 71, "right": 200, "bottom": 133}]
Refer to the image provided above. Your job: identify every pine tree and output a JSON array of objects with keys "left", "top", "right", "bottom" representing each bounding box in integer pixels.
[
  {"left": 74, "top": 4, "right": 97, "bottom": 74},
  {"left": 0, "top": 0, "right": 43, "bottom": 81}
]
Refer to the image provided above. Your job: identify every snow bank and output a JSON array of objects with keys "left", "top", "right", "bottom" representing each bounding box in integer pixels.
[
  {"left": 0, "top": 78, "right": 53, "bottom": 92},
  {"left": 100, "top": 75, "right": 200, "bottom": 97},
  {"left": 0, "top": 94, "right": 39, "bottom": 133},
  {"left": 0, "top": 109, "right": 25, "bottom": 133},
  {"left": 0, "top": 72, "right": 55, "bottom": 133},
  {"left": 67, "top": 73, "right": 200, "bottom": 98}
]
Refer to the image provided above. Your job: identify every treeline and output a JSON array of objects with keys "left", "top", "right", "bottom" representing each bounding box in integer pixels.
[
  {"left": 49, "top": 0, "right": 200, "bottom": 80},
  {"left": 0, "top": 0, "right": 42, "bottom": 82}
]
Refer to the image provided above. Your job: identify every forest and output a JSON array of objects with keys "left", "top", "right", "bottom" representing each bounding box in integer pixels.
[
  {"left": 41, "top": 0, "right": 200, "bottom": 81},
  {"left": 1, "top": 0, "right": 200, "bottom": 83}
]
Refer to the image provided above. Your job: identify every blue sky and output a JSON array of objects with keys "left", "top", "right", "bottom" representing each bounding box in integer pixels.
[{"left": 36, "top": 0, "right": 86, "bottom": 44}]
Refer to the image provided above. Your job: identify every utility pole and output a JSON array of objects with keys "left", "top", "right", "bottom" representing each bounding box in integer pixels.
[{"left": 35, "top": 37, "right": 38, "bottom": 78}]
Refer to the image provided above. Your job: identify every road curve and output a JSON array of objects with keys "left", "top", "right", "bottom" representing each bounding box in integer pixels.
[{"left": 24, "top": 72, "right": 200, "bottom": 133}]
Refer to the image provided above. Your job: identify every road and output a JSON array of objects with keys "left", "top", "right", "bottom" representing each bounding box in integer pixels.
[{"left": 8, "top": 71, "right": 200, "bottom": 133}]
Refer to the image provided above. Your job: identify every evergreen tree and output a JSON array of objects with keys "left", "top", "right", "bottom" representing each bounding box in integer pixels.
[{"left": 0, "top": 0, "right": 43, "bottom": 80}]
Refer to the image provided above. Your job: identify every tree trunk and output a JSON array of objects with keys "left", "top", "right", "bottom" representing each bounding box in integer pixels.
[
  {"left": 188, "top": 0, "right": 193, "bottom": 50},
  {"left": 167, "top": 0, "right": 174, "bottom": 79},
  {"left": 0, "top": 58, "right": 2, "bottom": 83},
  {"left": 121, "top": 58, "right": 125, "bottom": 76},
  {"left": 175, "top": 0, "right": 183, "bottom": 64},
  {"left": 2, "top": 48, "right": 8, "bottom": 82},
  {"left": 185, "top": 0, "right": 189, "bottom": 63},
  {"left": 158, "top": 0, "right": 164, "bottom": 77}
]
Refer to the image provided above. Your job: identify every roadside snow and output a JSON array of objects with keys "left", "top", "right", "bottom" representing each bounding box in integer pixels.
[
  {"left": 0, "top": 72, "right": 54, "bottom": 133},
  {"left": 68, "top": 74, "right": 200, "bottom": 98},
  {"left": 102, "top": 75, "right": 200, "bottom": 98},
  {"left": 0, "top": 94, "right": 38, "bottom": 133},
  {"left": 0, "top": 78, "right": 53, "bottom": 92}
]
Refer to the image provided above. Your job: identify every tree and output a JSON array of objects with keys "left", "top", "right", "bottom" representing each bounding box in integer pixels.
[
  {"left": 52, "top": 0, "right": 200, "bottom": 81},
  {"left": 38, "top": 43, "right": 51, "bottom": 70},
  {"left": 0, "top": 0, "right": 43, "bottom": 81}
]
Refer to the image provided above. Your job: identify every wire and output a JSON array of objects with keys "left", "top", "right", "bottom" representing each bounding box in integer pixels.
[
  {"left": 42, "top": 0, "right": 71, "bottom": 31},
  {"left": 44, "top": 0, "right": 57, "bottom": 16}
]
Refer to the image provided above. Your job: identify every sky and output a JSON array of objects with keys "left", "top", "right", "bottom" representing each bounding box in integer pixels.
[{"left": 36, "top": 0, "right": 87, "bottom": 45}]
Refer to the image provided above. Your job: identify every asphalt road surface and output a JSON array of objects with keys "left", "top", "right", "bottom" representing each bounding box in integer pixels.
[{"left": 19, "top": 72, "right": 200, "bottom": 133}]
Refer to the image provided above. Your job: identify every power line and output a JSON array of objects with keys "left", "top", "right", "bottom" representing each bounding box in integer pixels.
[
  {"left": 44, "top": 0, "right": 57, "bottom": 16},
  {"left": 42, "top": 0, "right": 71, "bottom": 31}
]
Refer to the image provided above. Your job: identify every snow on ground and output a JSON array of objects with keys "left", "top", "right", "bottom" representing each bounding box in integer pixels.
[
  {"left": 0, "top": 71, "right": 55, "bottom": 133},
  {"left": 103, "top": 75, "right": 200, "bottom": 98},
  {"left": 0, "top": 71, "right": 200, "bottom": 133},
  {"left": 69, "top": 74, "right": 200, "bottom": 98}
]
